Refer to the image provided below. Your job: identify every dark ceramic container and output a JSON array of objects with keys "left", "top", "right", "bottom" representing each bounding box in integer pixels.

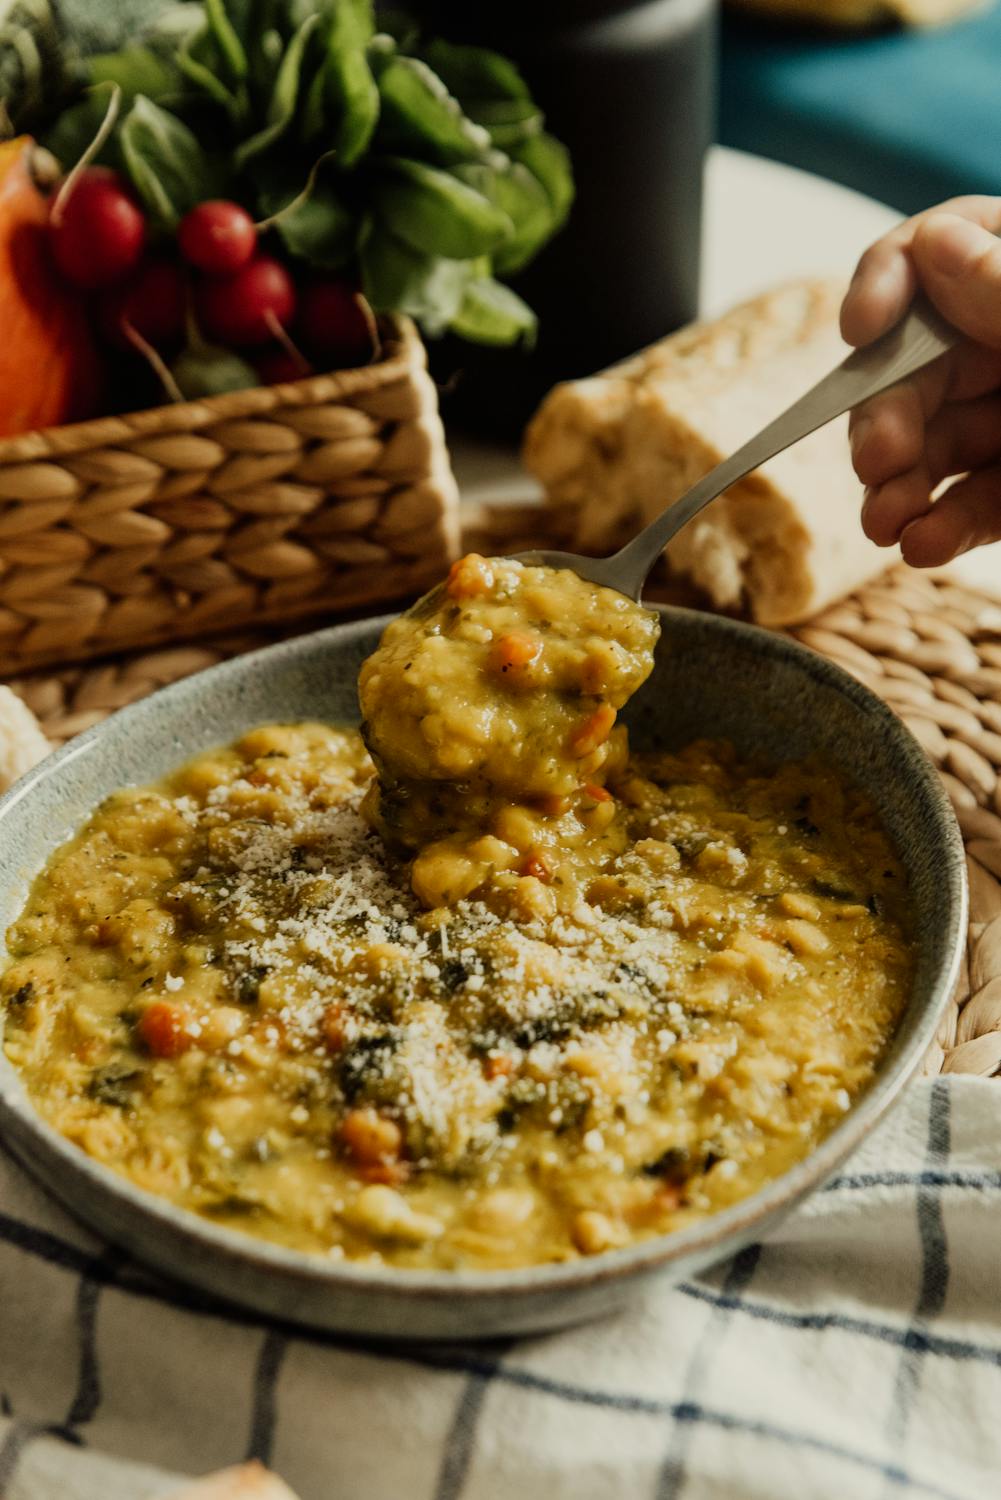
[{"left": 420, "top": 0, "right": 718, "bottom": 435}]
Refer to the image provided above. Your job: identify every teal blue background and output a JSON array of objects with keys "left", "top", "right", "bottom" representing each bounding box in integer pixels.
[{"left": 720, "top": 7, "right": 1001, "bottom": 212}]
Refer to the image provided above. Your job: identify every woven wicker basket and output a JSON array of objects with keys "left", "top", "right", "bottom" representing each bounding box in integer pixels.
[{"left": 0, "top": 315, "right": 459, "bottom": 674}]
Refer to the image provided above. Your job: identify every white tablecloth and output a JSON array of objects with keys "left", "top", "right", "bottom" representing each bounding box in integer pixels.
[{"left": 2, "top": 1077, "right": 1000, "bottom": 1499}]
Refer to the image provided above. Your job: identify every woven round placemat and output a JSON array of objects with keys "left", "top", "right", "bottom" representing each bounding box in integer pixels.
[{"left": 7, "top": 558, "right": 1001, "bottom": 1081}]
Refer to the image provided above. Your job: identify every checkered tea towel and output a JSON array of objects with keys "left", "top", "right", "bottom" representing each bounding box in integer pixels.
[{"left": 1, "top": 1075, "right": 1000, "bottom": 1500}]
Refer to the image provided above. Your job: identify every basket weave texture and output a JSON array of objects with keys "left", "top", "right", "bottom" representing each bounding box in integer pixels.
[
  {"left": 7, "top": 551, "right": 1001, "bottom": 1083},
  {"left": 0, "top": 316, "right": 459, "bottom": 674}
]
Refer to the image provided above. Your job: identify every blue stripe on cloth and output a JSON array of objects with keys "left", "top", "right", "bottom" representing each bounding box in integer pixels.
[
  {"left": 882, "top": 1079, "right": 952, "bottom": 1483},
  {"left": 0, "top": 1420, "right": 45, "bottom": 1491},
  {"left": 0, "top": 1210, "right": 109, "bottom": 1279},
  {"left": 245, "top": 1328, "right": 287, "bottom": 1466},
  {"left": 60, "top": 1246, "right": 122, "bottom": 1434},
  {"left": 823, "top": 1170, "right": 1001, "bottom": 1194},
  {"left": 433, "top": 1352, "right": 510, "bottom": 1500},
  {"left": 656, "top": 1244, "right": 762, "bottom": 1500},
  {"left": 1, "top": 1243, "right": 121, "bottom": 1489},
  {"left": 675, "top": 1284, "right": 1001, "bottom": 1366}
]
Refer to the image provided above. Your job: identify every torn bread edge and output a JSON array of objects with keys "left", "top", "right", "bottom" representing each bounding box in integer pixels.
[
  {"left": 0, "top": 684, "right": 49, "bottom": 794},
  {"left": 523, "top": 279, "right": 886, "bottom": 627}
]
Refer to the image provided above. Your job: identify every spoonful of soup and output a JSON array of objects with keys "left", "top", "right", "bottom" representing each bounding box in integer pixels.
[
  {"left": 358, "top": 554, "right": 659, "bottom": 908},
  {"left": 360, "top": 298, "right": 953, "bottom": 909}
]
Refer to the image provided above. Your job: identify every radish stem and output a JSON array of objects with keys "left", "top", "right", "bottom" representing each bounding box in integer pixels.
[
  {"left": 263, "top": 309, "right": 312, "bottom": 374},
  {"left": 122, "top": 320, "right": 185, "bottom": 404},
  {"left": 51, "top": 83, "right": 122, "bottom": 228}
]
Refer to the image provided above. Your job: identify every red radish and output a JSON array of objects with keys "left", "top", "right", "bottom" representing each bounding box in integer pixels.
[
  {"left": 256, "top": 349, "right": 312, "bottom": 385},
  {"left": 99, "top": 258, "right": 185, "bottom": 349},
  {"left": 297, "top": 279, "right": 375, "bottom": 368},
  {"left": 49, "top": 166, "right": 146, "bottom": 289},
  {"left": 178, "top": 200, "right": 257, "bottom": 276},
  {"left": 196, "top": 256, "right": 296, "bottom": 346}
]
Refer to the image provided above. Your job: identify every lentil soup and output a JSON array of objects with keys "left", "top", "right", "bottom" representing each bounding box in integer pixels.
[{"left": 1, "top": 719, "right": 911, "bottom": 1269}]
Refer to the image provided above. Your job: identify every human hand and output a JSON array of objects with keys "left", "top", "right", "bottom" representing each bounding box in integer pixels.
[{"left": 841, "top": 196, "right": 1001, "bottom": 566}]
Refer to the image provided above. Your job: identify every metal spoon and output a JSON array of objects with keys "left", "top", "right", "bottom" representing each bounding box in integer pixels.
[{"left": 516, "top": 295, "right": 957, "bottom": 600}]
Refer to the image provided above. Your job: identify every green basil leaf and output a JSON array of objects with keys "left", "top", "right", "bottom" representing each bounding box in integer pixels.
[
  {"left": 454, "top": 160, "right": 552, "bottom": 274},
  {"left": 466, "top": 97, "right": 543, "bottom": 150},
  {"left": 373, "top": 55, "right": 491, "bottom": 165},
  {"left": 235, "top": 11, "right": 320, "bottom": 168},
  {"left": 177, "top": 24, "right": 244, "bottom": 119},
  {"left": 329, "top": 0, "right": 375, "bottom": 50},
  {"left": 420, "top": 40, "right": 539, "bottom": 148},
  {"left": 302, "top": 63, "right": 328, "bottom": 142},
  {"left": 120, "top": 95, "right": 215, "bottom": 228},
  {"left": 421, "top": 41, "right": 531, "bottom": 104},
  {"left": 360, "top": 224, "right": 475, "bottom": 336},
  {"left": 449, "top": 276, "right": 537, "bottom": 348},
  {"left": 172, "top": 346, "right": 259, "bottom": 399},
  {"left": 276, "top": 187, "right": 358, "bottom": 267},
  {"left": 204, "top": 0, "right": 248, "bottom": 81},
  {"left": 87, "top": 48, "right": 180, "bottom": 104},
  {"left": 257, "top": 169, "right": 358, "bottom": 269},
  {"left": 512, "top": 132, "right": 575, "bottom": 234},
  {"left": 374, "top": 157, "right": 513, "bottom": 260},
  {"left": 44, "top": 91, "right": 125, "bottom": 172},
  {"left": 221, "top": 0, "right": 258, "bottom": 48},
  {"left": 308, "top": 0, "right": 379, "bottom": 167}
]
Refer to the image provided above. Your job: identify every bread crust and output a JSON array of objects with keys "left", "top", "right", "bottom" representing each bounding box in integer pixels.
[{"left": 523, "top": 279, "right": 887, "bottom": 626}]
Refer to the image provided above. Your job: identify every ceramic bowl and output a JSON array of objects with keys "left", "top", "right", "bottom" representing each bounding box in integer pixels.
[{"left": 0, "top": 608, "right": 967, "bottom": 1341}]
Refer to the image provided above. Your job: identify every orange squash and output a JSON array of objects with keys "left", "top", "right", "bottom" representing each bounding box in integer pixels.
[{"left": 0, "top": 137, "right": 101, "bottom": 439}]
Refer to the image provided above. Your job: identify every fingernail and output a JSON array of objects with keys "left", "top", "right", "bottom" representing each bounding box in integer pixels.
[
  {"left": 851, "top": 417, "right": 872, "bottom": 463},
  {"left": 918, "top": 214, "right": 987, "bottom": 279}
]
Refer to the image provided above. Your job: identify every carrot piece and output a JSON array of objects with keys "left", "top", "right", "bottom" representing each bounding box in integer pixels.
[
  {"left": 521, "top": 851, "right": 552, "bottom": 882},
  {"left": 340, "top": 1107, "right": 402, "bottom": 1166},
  {"left": 446, "top": 552, "right": 494, "bottom": 599},
  {"left": 534, "top": 793, "right": 570, "bottom": 817},
  {"left": 137, "top": 1000, "right": 198, "bottom": 1059},
  {"left": 489, "top": 631, "right": 542, "bottom": 676},
  {"left": 569, "top": 705, "right": 616, "bottom": 757},
  {"left": 321, "top": 1002, "right": 347, "bottom": 1053},
  {"left": 484, "top": 1053, "right": 516, "bottom": 1080},
  {"left": 582, "top": 783, "right": 613, "bottom": 803},
  {"left": 360, "top": 1160, "right": 410, "bottom": 1186},
  {"left": 654, "top": 1182, "right": 684, "bottom": 1214}
]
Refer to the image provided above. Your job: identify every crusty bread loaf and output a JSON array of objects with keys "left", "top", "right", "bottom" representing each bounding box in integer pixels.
[
  {"left": 0, "top": 684, "right": 48, "bottom": 792},
  {"left": 523, "top": 279, "right": 887, "bottom": 627}
]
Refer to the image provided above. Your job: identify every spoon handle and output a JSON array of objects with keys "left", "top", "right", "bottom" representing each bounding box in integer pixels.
[{"left": 605, "top": 294, "right": 958, "bottom": 598}]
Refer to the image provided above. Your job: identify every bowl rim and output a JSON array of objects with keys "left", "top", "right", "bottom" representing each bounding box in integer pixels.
[{"left": 0, "top": 605, "right": 968, "bottom": 1305}]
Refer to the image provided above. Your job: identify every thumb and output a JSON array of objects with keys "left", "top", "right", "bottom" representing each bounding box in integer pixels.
[{"left": 912, "top": 212, "right": 1001, "bottom": 348}]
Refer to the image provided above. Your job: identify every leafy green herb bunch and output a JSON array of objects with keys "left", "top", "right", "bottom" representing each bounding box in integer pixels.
[{"left": 40, "top": 0, "right": 574, "bottom": 351}]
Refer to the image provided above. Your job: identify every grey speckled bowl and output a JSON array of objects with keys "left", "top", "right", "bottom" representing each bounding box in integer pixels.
[{"left": 0, "top": 608, "right": 967, "bottom": 1341}]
